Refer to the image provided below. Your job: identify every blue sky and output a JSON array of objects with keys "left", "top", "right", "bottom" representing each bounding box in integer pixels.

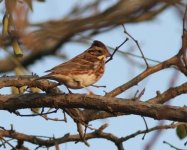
[{"left": 0, "top": 1, "right": 186, "bottom": 150}]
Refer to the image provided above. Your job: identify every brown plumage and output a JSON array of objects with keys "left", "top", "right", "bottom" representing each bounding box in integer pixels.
[{"left": 37, "top": 40, "right": 111, "bottom": 90}]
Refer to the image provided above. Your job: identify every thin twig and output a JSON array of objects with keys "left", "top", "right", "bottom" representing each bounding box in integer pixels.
[
  {"left": 141, "top": 116, "right": 148, "bottom": 140},
  {"left": 163, "top": 141, "right": 186, "bottom": 150},
  {"left": 41, "top": 116, "right": 66, "bottom": 122},
  {"left": 179, "top": 5, "right": 187, "bottom": 70},
  {"left": 0, "top": 138, "right": 14, "bottom": 148},
  {"left": 76, "top": 35, "right": 161, "bottom": 63},
  {"left": 133, "top": 88, "right": 145, "bottom": 101},
  {"left": 91, "top": 84, "right": 106, "bottom": 88},
  {"left": 122, "top": 25, "right": 149, "bottom": 68},
  {"left": 0, "top": 138, "right": 14, "bottom": 149},
  {"left": 105, "top": 38, "right": 129, "bottom": 63},
  {"left": 62, "top": 110, "right": 67, "bottom": 123},
  {"left": 120, "top": 122, "right": 184, "bottom": 142},
  {"left": 106, "top": 55, "right": 178, "bottom": 97},
  {"left": 184, "top": 141, "right": 187, "bottom": 146},
  {"left": 34, "top": 109, "right": 67, "bottom": 122},
  {"left": 118, "top": 50, "right": 160, "bottom": 63},
  {"left": 75, "top": 123, "right": 90, "bottom": 147},
  {"left": 13, "top": 109, "right": 58, "bottom": 117},
  {"left": 183, "top": 5, "right": 187, "bottom": 30}
]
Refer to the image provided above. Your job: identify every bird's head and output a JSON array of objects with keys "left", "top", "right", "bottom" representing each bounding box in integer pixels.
[{"left": 87, "top": 40, "right": 111, "bottom": 60}]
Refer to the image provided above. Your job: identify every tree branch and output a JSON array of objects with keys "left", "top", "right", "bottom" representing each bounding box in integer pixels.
[
  {"left": 0, "top": 91, "right": 187, "bottom": 122},
  {"left": 0, "top": 124, "right": 123, "bottom": 150},
  {"left": 106, "top": 55, "right": 178, "bottom": 97}
]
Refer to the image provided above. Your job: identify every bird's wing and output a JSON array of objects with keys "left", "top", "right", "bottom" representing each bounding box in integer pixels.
[{"left": 46, "top": 53, "right": 98, "bottom": 74}]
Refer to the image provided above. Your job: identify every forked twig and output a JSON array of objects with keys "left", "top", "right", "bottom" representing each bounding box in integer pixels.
[
  {"left": 0, "top": 138, "right": 14, "bottom": 149},
  {"left": 122, "top": 25, "right": 149, "bottom": 68},
  {"left": 77, "top": 34, "right": 160, "bottom": 63},
  {"left": 163, "top": 141, "right": 185, "bottom": 150},
  {"left": 13, "top": 109, "right": 59, "bottom": 117},
  {"left": 106, "top": 38, "right": 129, "bottom": 63}
]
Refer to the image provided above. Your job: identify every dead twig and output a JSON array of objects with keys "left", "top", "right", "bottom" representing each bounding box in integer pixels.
[
  {"left": 122, "top": 25, "right": 149, "bottom": 68},
  {"left": 163, "top": 141, "right": 186, "bottom": 150},
  {"left": 106, "top": 38, "right": 129, "bottom": 63}
]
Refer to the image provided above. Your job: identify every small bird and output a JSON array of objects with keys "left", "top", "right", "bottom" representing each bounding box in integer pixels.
[{"left": 37, "top": 40, "right": 111, "bottom": 93}]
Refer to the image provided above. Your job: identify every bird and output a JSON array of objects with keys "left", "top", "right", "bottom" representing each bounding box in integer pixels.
[{"left": 37, "top": 40, "right": 111, "bottom": 93}]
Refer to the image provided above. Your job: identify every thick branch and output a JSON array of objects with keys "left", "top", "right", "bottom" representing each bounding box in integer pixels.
[
  {"left": 106, "top": 55, "right": 178, "bottom": 97},
  {"left": 0, "top": 93, "right": 187, "bottom": 122},
  {"left": 148, "top": 82, "right": 187, "bottom": 104},
  {"left": 84, "top": 82, "right": 187, "bottom": 122}
]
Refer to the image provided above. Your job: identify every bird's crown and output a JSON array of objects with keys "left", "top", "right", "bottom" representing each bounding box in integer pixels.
[{"left": 88, "top": 40, "right": 111, "bottom": 58}]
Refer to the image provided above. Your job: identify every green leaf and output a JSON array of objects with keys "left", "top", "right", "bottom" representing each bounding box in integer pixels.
[{"left": 176, "top": 124, "right": 187, "bottom": 139}]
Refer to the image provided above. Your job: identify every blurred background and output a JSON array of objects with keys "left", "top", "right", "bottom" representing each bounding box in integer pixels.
[{"left": 0, "top": 0, "right": 187, "bottom": 149}]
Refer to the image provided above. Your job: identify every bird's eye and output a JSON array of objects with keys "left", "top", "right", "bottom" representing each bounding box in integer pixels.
[
  {"left": 97, "top": 50, "right": 103, "bottom": 54},
  {"left": 88, "top": 49, "right": 102, "bottom": 56}
]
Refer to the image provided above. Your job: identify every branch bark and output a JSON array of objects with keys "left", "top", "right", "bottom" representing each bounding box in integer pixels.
[{"left": 0, "top": 91, "right": 187, "bottom": 122}]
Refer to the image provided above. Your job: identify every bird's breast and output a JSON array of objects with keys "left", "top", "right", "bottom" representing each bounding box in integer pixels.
[{"left": 49, "top": 59, "right": 105, "bottom": 89}]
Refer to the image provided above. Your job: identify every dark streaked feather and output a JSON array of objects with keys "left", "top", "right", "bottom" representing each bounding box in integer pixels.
[{"left": 45, "top": 41, "right": 110, "bottom": 75}]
